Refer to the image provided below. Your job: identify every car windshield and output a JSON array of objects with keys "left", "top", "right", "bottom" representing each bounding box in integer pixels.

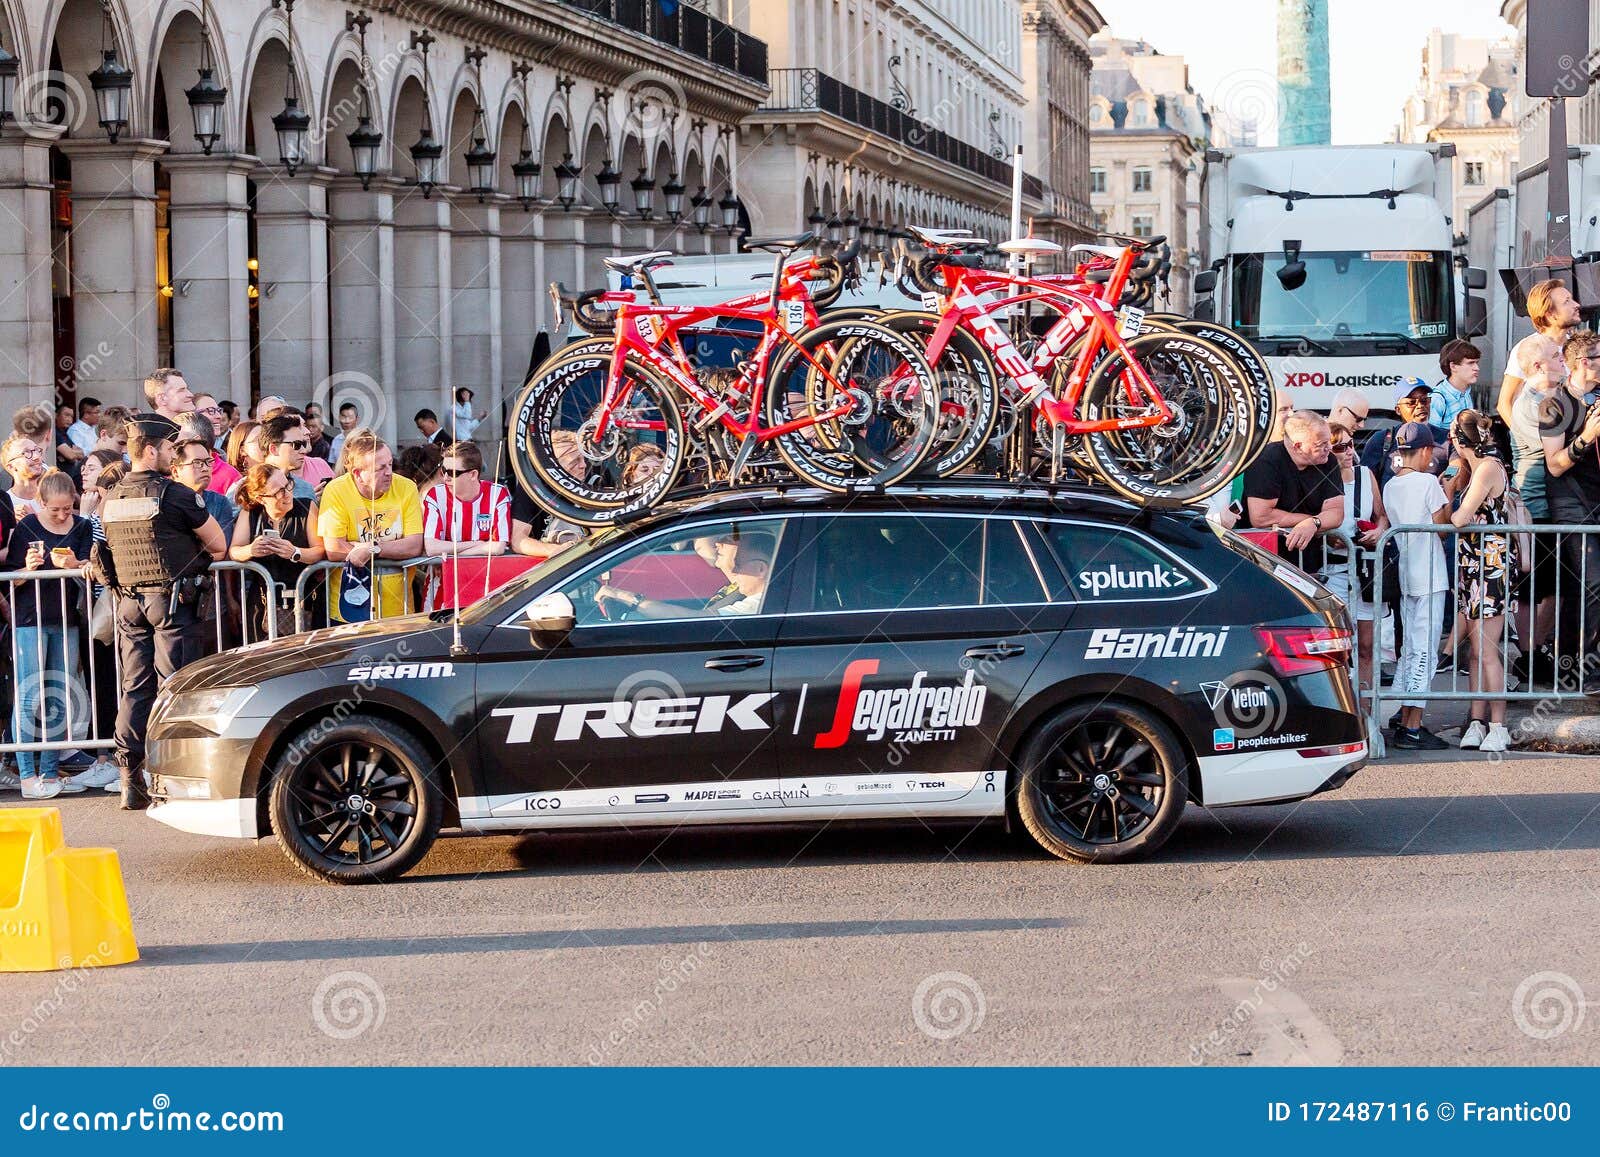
[
  {"left": 455, "top": 528, "right": 622, "bottom": 625},
  {"left": 1230, "top": 249, "right": 1452, "bottom": 354}
]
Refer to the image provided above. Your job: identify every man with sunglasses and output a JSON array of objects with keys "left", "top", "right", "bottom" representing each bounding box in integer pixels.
[
  {"left": 422, "top": 441, "right": 511, "bottom": 610},
  {"left": 192, "top": 392, "right": 241, "bottom": 496},
  {"left": 262, "top": 414, "right": 317, "bottom": 501}
]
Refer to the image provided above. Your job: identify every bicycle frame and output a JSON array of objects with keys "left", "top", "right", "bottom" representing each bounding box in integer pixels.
[
  {"left": 914, "top": 242, "right": 1173, "bottom": 433},
  {"left": 590, "top": 257, "right": 856, "bottom": 446}
]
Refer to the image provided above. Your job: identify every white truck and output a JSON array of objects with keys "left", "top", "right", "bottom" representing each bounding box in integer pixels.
[
  {"left": 1466, "top": 185, "right": 1515, "bottom": 385},
  {"left": 1195, "top": 143, "right": 1488, "bottom": 416}
]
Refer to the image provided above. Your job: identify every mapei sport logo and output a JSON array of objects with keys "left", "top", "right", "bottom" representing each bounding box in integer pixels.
[
  {"left": 811, "top": 659, "right": 987, "bottom": 748},
  {"left": 347, "top": 662, "right": 455, "bottom": 681},
  {"left": 492, "top": 694, "right": 776, "bottom": 743},
  {"left": 1281, "top": 371, "right": 1403, "bottom": 390},
  {"left": 1075, "top": 563, "right": 1192, "bottom": 598}
]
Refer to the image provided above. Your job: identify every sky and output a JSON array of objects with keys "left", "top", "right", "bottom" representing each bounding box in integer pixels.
[{"left": 1100, "top": 0, "right": 1518, "bottom": 145}]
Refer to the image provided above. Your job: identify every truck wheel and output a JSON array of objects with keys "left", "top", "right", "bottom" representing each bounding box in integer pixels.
[
  {"left": 1014, "top": 700, "right": 1188, "bottom": 863},
  {"left": 269, "top": 715, "right": 444, "bottom": 884}
]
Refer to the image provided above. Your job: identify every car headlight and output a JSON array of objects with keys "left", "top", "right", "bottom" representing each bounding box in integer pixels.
[
  {"left": 161, "top": 686, "right": 258, "bottom": 732},
  {"left": 156, "top": 775, "right": 213, "bottom": 800}
]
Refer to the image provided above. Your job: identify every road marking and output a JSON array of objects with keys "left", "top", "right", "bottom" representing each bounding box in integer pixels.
[{"left": 1216, "top": 978, "right": 1345, "bottom": 1066}]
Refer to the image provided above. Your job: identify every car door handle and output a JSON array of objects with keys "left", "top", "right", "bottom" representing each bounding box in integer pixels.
[
  {"left": 704, "top": 654, "right": 766, "bottom": 671},
  {"left": 964, "top": 641, "right": 1025, "bottom": 661}
]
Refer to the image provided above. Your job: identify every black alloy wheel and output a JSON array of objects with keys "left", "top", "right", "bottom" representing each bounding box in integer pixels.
[{"left": 1015, "top": 700, "right": 1188, "bottom": 863}]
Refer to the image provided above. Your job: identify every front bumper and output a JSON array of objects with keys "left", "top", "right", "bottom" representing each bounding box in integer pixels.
[{"left": 146, "top": 729, "right": 262, "bottom": 840}]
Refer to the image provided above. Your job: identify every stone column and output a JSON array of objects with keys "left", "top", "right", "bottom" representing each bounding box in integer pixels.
[
  {"left": 327, "top": 175, "right": 397, "bottom": 442},
  {"left": 254, "top": 165, "right": 333, "bottom": 402},
  {"left": 542, "top": 208, "right": 588, "bottom": 308},
  {"left": 498, "top": 206, "right": 546, "bottom": 404},
  {"left": 162, "top": 153, "right": 254, "bottom": 402},
  {"left": 447, "top": 192, "right": 504, "bottom": 454},
  {"left": 391, "top": 186, "right": 453, "bottom": 442},
  {"left": 57, "top": 138, "right": 167, "bottom": 407},
  {"left": 0, "top": 127, "right": 63, "bottom": 421}
]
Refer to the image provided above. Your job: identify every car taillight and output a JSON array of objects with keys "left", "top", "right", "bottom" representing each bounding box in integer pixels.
[
  {"left": 1255, "top": 626, "right": 1353, "bottom": 676},
  {"left": 1298, "top": 741, "right": 1366, "bottom": 758}
]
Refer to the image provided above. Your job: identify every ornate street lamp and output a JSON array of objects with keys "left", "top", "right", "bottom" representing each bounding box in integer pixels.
[
  {"left": 0, "top": 34, "right": 19, "bottom": 133},
  {"left": 409, "top": 30, "right": 442, "bottom": 197},
  {"left": 463, "top": 48, "right": 495, "bottom": 200},
  {"left": 87, "top": 2, "right": 133, "bottom": 144},
  {"left": 269, "top": 0, "right": 309, "bottom": 174},
  {"left": 555, "top": 154, "right": 580, "bottom": 210},
  {"left": 661, "top": 174, "right": 685, "bottom": 222},
  {"left": 720, "top": 191, "right": 741, "bottom": 234},
  {"left": 510, "top": 62, "right": 540, "bottom": 211},
  {"left": 691, "top": 185, "right": 711, "bottom": 232},
  {"left": 631, "top": 168, "right": 655, "bottom": 219},
  {"left": 345, "top": 12, "right": 382, "bottom": 189},
  {"left": 825, "top": 213, "right": 842, "bottom": 246},
  {"left": 596, "top": 160, "right": 621, "bottom": 213},
  {"left": 184, "top": 30, "right": 226, "bottom": 155},
  {"left": 842, "top": 209, "right": 860, "bottom": 245}
]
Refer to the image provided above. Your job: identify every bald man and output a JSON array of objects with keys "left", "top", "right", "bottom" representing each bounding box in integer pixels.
[{"left": 1327, "top": 389, "right": 1370, "bottom": 437}]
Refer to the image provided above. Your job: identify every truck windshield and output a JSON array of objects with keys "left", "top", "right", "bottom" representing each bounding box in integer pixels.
[{"left": 1230, "top": 250, "right": 1452, "bottom": 354}]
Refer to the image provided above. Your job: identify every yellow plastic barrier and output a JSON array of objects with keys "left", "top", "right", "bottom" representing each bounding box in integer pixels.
[{"left": 0, "top": 807, "right": 138, "bottom": 972}]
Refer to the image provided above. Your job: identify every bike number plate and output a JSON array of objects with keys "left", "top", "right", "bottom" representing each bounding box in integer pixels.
[
  {"left": 783, "top": 300, "right": 807, "bottom": 333},
  {"left": 1118, "top": 306, "right": 1146, "bottom": 338},
  {"left": 920, "top": 292, "right": 942, "bottom": 312}
]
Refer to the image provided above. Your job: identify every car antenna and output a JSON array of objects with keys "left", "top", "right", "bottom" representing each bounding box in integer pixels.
[{"left": 447, "top": 396, "right": 468, "bottom": 659}]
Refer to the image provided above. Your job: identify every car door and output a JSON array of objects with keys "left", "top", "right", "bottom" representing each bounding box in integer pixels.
[
  {"left": 769, "top": 512, "right": 1062, "bottom": 809},
  {"left": 467, "top": 514, "right": 795, "bottom": 826}
]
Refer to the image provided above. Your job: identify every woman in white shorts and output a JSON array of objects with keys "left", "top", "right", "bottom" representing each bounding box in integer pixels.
[{"left": 1322, "top": 421, "right": 1388, "bottom": 690}]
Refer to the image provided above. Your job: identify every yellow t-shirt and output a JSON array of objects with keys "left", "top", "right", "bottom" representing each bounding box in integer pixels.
[{"left": 317, "top": 473, "right": 424, "bottom": 620}]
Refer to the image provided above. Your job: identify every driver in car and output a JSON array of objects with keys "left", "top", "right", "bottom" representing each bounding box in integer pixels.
[{"left": 598, "top": 534, "right": 773, "bottom": 618}]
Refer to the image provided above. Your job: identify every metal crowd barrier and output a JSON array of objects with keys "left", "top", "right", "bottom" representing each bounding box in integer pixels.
[
  {"left": 293, "top": 556, "right": 443, "bottom": 634},
  {"left": 0, "top": 560, "right": 279, "bottom": 759},
  {"left": 1364, "top": 522, "right": 1596, "bottom": 738}
]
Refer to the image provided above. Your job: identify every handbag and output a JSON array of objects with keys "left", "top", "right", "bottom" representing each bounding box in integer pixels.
[{"left": 90, "top": 589, "right": 116, "bottom": 645}]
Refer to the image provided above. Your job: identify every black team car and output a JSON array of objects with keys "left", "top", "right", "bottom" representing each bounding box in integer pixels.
[{"left": 144, "top": 483, "right": 1366, "bottom": 883}]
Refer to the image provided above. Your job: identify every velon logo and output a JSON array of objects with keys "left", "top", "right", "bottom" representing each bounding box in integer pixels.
[
  {"left": 493, "top": 694, "right": 777, "bottom": 743},
  {"left": 812, "top": 659, "right": 988, "bottom": 748},
  {"left": 1075, "top": 563, "right": 1191, "bottom": 598}
]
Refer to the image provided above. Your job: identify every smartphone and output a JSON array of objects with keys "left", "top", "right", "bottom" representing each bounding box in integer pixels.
[
  {"left": 259, "top": 528, "right": 280, "bottom": 540},
  {"left": 1356, "top": 519, "right": 1378, "bottom": 534}
]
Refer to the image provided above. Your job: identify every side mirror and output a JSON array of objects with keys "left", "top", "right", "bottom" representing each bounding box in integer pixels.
[
  {"left": 1465, "top": 266, "right": 1488, "bottom": 290},
  {"left": 523, "top": 590, "right": 576, "bottom": 647},
  {"left": 1276, "top": 260, "right": 1307, "bottom": 291},
  {"left": 1464, "top": 294, "right": 1488, "bottom": 338},
  {"left": 1192, "top": 269, "right": 1217, "bottom": 295}
]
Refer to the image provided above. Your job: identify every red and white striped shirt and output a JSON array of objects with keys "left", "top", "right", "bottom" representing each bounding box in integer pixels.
[{"left": 423, "top": 480, "right": 511, "bottom": 545}]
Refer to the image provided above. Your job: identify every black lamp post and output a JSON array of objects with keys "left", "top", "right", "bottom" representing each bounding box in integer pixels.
[
  {"left": 596, "top": 161, "right": 621, "bottom": 213},
  {"left": 512, "top": 148, "right": 541, "bottom": 210},
  {"left": 842, "top": 209, "right": 860, "bottom": 245},
  {"left": 463, "top": 49, "right": 494, "bottom": 200},
  {"left": 555, "top": 155, "right": 580, "bottom": 210},
  {"left": 825, "top": 214, "right": 842, "bottom": 246},
  {"left": 184, "top": 31, "right": 226, "bottom": 155},
  {"left": 662, "top": 174, "right": 685, "bottom": 223},
  {"left": 631, "top": 168, "right": 655, "bottom": 219},
  {"left": 409, "top": 30, "right": 441, "bottom": 197},
  {"left": 269, "top": 0, "right": 309, "bottom": 174},
  {"left": 691, "top": 186, "right": 711, "bottom": 232},
  {"left": 345, "top": 12, "right": 381, "bottom": 189},
  {"left": 720, "top": 191, "right": 740, "bottom": 234},
  {"left": 88, "top": 27, "right": 133, "bottom": 145}
]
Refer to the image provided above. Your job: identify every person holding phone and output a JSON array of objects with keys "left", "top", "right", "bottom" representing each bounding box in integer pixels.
[
  {"left": 230, "top": 464, "right": 324, "bottom": 638},
  {"left": 6, "top": 470, "right": 101, "bottom": 797},
  {"left": 1322, "top": 422, "right": 1388, "bottom": 692}
]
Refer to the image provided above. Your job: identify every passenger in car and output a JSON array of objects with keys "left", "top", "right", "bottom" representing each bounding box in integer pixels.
[{"left": 599, "top": 534, "right": 773, "bottom": 618}]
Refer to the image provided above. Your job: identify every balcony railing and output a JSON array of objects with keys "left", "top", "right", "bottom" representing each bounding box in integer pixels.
[
  {"left": 558, "top": 0, "right": 768, "bottom": 86},
  {"left": 759, "top": 68, "right": 1044, "bottom": 199}
]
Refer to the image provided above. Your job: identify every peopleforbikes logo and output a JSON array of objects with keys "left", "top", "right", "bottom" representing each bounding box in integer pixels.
[{"left": 16, "top": 1094, "right": 284, "bottom": 1133}]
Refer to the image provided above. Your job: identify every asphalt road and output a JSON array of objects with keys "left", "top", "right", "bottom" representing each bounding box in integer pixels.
[{"left": 4, "top": 749, "right": 1599, "bottom": 1066}]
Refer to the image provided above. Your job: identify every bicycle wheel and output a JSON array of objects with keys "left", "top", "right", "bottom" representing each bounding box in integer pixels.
[
  {"left": 1076, "top": 331, "right": 1254, "bottom": 507},
  {"left": 764, "top": 319, "right": 940, "bottom": 491},
  {"left": 510, "top": 348, "right": 687, "bottom": 527},
  {"left": 1128, "top": 317, "right": 1272, "bottom": 476},
  {"left": 874, "top": 310, "right": 1002, "bottom": 478}
]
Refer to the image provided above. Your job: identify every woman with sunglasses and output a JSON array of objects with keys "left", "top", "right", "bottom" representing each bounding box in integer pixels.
[
  {"left": 1323, "top": 421, "right": 1388, "bottom": 694},
  {"left": 230, "top": 464, "right": 326, "bottom": 639}
]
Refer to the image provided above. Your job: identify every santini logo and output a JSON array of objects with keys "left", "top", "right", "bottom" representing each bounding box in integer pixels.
[
  {"left": 1084, "top": 627, "right": 1229, "bottom": 661},
  {"left": 812, "top": 659, "right": 987, "bottom": 748},
  {"left": 1075, "top": 563, "right": 1191, "bottom": 598},
  {"left": 493, "top": 694, "right": 776, "bottom": 743},
  {"left": 348, "top": 662, "right": 455, "bottom": 680}
]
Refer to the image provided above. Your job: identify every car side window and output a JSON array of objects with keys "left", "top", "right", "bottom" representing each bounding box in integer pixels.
[
  {"left": 807, "top": 516, "right": 1043, "bottom": 613},
  {"left": 1030, "top": 520, "right": 1204, "bottom": 603},
  {"left": 554, "top": 517, "right": 788, "bottom": 627}
]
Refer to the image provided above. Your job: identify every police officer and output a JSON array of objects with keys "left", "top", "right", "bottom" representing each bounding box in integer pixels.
[{"left": 95, "top": 413, "right": 227, "bottom": 809}]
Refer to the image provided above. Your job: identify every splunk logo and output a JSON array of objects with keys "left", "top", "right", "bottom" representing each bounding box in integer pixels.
[
  {"left": 812, "top": 659, "right": 987, "bottom": 748},
  {"left": 1075, "top": 563, "right": 1192, "bottom": 598}
]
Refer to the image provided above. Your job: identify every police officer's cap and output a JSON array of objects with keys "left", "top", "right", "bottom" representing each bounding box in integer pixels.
[{"left": 126, "top": 412, "right": 181, "bottom": 444}]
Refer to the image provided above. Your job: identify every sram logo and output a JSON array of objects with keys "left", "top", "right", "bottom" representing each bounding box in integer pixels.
[
  {"left": 1075, "top": 563, "right": 1192, "bottom": 598},
  {"left": 348, "top": 662, "right": 454, "bottom": 681},
  {"left": 812, "top": 659, "right": 987, "bottom": 748},
  {"left": 493, "top": 694, "right": 776, "bottom": 743}
]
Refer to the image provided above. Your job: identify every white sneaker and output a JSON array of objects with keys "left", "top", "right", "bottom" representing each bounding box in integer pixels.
[
  {"left": 1460, "top": 720, "right": 1486, "bottom": 749},
  {"left": 1479, "top": 723, "right": 1512, "bottom": 753},
  {"left": 20, "top": 777, "right": 62, "bottom": 800},
  {"left": 71, "top": 759, "right": 120, "bottom": 789}
]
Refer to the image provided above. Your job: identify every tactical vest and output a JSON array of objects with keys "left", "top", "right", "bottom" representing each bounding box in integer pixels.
[{"left": 100, "top": 474, "right": 207, "bottom": 588}]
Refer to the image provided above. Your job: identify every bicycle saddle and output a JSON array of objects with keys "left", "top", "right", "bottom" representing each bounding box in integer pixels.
[
  {"left": 602, "top": 251, "right": 674, "bottom": 275},
  {"left": 907, "top": 225, "right": 987, "bottom": 248},
  {"left": 743, "top": 231, "right": 815, "bottom": 255},
  {"left": 998, "top": 237, "right": 1064, "bottom": 255}
]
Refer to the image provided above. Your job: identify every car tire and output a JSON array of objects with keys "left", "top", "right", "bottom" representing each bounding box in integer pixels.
[
  {"left": 1014, "top": 699, "right": 1188, "bottom": 863},
  {"left": 268, "top": 715, "right": 444, "bottom": 884}
]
